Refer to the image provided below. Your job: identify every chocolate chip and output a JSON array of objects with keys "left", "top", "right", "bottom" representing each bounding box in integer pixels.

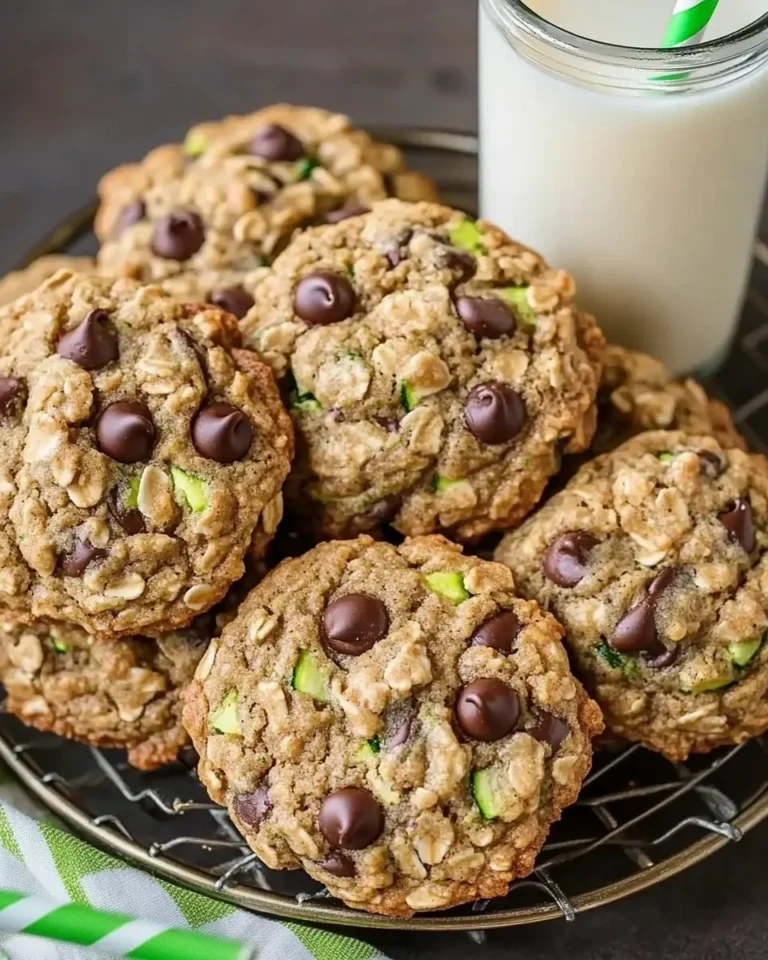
[
  {"left": 0, "top": 378, "right": 25, "bottom": 419},
  {"left": 293, "top": 272, "right": 356, "bottom": 326},
  {"left": 151, "top": 211, "right": 205, "bottom": 261},
  {"left": 249, "top": 124, "right": 304, "bottom": 161},
  {"left": 322, "top": 594, "right": 389, "bottom": 657},
  {"left": 318, "top": 787, "right": 384, "bottom": 850},
  {"left": 471, "top": 610, "right": 522, "bottom": 653},
  {"left": 108, "top": 488, "right": 146, "bottom": 535},
  {"left": 324, "top": 204, "right": 369, "bottom": 224},
  {"left": 233, "top": 785, "right": 271, "bottom": 830},
  {"left": 698, "top": 450, "right": 724, "bottom": 478},
  {"left": 644, "top": 645, "right": 679, "bottom": 669},
  {"left": 60, "top": 539, "right": 107, "bottom": 577},
  {"left": 718, "top": 498, "right": 755, "bottom": 552},
  {"left": 647, "top": 567, "right": 677, "bottom": 597},
  {"left": 609, "top": 601, "right": 664, "bottom": 655},
  {"left": 317, "top": 852, "right": 356, "bottom": 877},
  {"left": 442, "top": 249, "right": 476, "bottom": 282},
  {"left": 366, "top": 494, "right": 401, "bottom": 524},
  {"left": 373, "top": 417, "right": 399, "bottom": 434},
  {"left": 191, "top": 402, "right": 253, "bottom": 463},
  {"left": 208, "top": 286, "right": 254, "bottom": 320},
  {"left": 385, "top": 699, "right": 415, "bottom": 748},
  {"left": 464, "top": 383, "right": 526, "bottom": 445},
  {"left": 385, "top": 229, "right": 413, "bottom": 268},
  {"left": 543, "top": 531, "right": 600, "bottom": 587},
  {"left": 456, "top": 297, "right": 515, "bottom": 340},
  {"left": 528, "top": 711, "right": 569, "bottom": 752},
  {"left": 454, "top": 678, "right": 520, "bottom": 742},
  {"left": 112, "top": 199, "right": 146, "bottom": 238},
  {"left": 96, "top": 401, "right": 155, "bottom": 464},
  {"left": 57, "top": 309, "right": 119, "bottom": 371},
  {"left": 107, "top": 487, "right": 146, "bottom": 536}
]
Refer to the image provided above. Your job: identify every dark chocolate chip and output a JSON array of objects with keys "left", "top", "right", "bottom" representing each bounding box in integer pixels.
[
  {"left": 151, "top": 211, "right": 205, "bottom": 261},
  {"left": 208, "top": 286, "right": 255, "bottom": 320},
  {"left": 60, "top": 539, "right": 107, "bottom": 577},
  {"left": 718, "top": 498, "right": 755, "bottom": 553},
  {"left": 365, "top": 494, "right": 401, "bottom": 523},
  {"left": 0, "top": 378, "right": 26, "bottom": 419},
  {"left": 317, "top": 852, "right": 356, "bottom": 877},
  {"left": 643, "top": 645, "right": 679, "bottom": 669},
  {"left": 609, "top": 600, "right": 664, "bottom": 655},
  {"left": 324, "top": 204, "right": 369, "bottom": 224},
  {"left": 373, "top": 417, "right": 399, "bottom": 434},
  {"left": 442, "top": 248, "right": 476, "bottom": 282},
  {"left": 454, "top": 678, "right": 520, "bottom": 742},
  {"left": 318, "top": 787, "right": 384, "bottom": 850},
  {"left": 191, "top": 402, "right": 253, "bottom": 463},
  {"left": 96, "top": 401, "right": 156, "bottom": 464},
  {"left": 528, "top": 711, "right": 569, "bottom": 752},
  {"left": 233, "top": 785, "right": 271, "bottom": 830},
  {"left": 385, "top": 699, "right": 415, "bottom": 748},
  {"left": 464, "top": 383, "right": 526, "bottom": 445},
  {"left": 57, "top": 309, "right": 119, "bottom": 371},
  {"left": 698, "top": 450, "right": 724, "bottom": 478},
  {"left": 647, "top": 567, "right": 677, "bottom": 598},
  {"left": 249, "top": 124, "right": 304, "bottom": 161},
  {"left": 108, "top": 487, "right": 145, "bottom": 535},
  {"left": 112, "top": 200, "right": 146, "bottom": 238},
  {"left": 293, "top": 272, "right": 356, "bottom": 326},
  {"left": 455, "top": 297, "right": 515, "bottom": 340},
  {"left": 543, "top": 531, "right": 600, "bottom": 588},
  {"left": 471, "top": 610, "right": 523, "bottom": 653},
  {"left": 385, "top": 229, "right": 413, "bottom": 268},
  {"left": 322, "top": 594, "right": 389, "bottom": 657}
]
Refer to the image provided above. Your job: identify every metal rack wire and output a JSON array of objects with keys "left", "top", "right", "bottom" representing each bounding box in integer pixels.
[{"left": 1, "top": 131, "right": 768, "bottom": 933}]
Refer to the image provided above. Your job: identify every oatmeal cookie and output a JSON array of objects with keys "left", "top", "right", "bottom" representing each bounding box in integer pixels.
[
  {"left": 0, "top": 619, "right": 207, "bottom": 769},
  {"left": 96, "top": 105, "right": 438, "bottom": 305},
  {"left": 183, "top": 535, "right": 601, "bottom": 916},
  {"left": 0, "top": 256, "right": 95, "bottom": 308},
  {"left": 0, "top": 270, "right": 292, "bottom": 639},
  {"left": 594, "top": 345, "right": 744, "bottom": 453},
  {"left": 495, "top": 430, "right": 768, "bottom": 760},
  {"left": 243, "top": 199, "right": 604, "bottom": 540}
]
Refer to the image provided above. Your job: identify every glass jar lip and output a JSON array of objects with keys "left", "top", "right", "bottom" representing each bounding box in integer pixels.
[{"left": 486, "top": 0, "right": 768, "bottom": 66}]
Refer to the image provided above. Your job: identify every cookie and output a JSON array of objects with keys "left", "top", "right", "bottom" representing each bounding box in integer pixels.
[
  {"left": 182, "top": 535, "right": 602, "bottom": 916},
  {"left": 595, "top": 345, "right": 744, "bottom": 453},
  {"left": 96, "top": 105, "right": 438, "bottom": 305},
  {"left": 243, "top": 199, "right": 604, "bottom": 540},
  {"left": 495, "top": 430, "right": 768, "bottom": 760},
  {"left": 0, "top": 256, "right": 95, "bottom": 308},
  {"left": 0, "top": 270, "right": 292, "bottom": 639},
  {"left": 0, "top": 619, "right": 206, "bottom": 769}
]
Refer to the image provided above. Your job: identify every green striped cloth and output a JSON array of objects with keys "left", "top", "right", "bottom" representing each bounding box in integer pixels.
[{"left": 0, "top": 765, "right": 388, "bottom": 960}]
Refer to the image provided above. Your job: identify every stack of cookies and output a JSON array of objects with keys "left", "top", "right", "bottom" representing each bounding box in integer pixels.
[{"left": 0, "top": 104, "right": 764, "bottom": 918}]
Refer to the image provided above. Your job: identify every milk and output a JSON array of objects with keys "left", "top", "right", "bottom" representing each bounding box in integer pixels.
[{"left": 479, "top": 0, "right": 768, "bottom": 373}]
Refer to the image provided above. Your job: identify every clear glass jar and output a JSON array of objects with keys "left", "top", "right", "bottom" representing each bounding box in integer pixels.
[{"left": 479, "top": 0, "right": 768, "bottom": 373}]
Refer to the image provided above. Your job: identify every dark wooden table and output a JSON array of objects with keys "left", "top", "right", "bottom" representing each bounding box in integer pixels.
[{"left": 2, "top": 2, "right": 768, "bottom": 957}]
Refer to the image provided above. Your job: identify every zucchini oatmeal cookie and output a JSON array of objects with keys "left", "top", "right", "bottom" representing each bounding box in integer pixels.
[
  {"left": 0, "top": 256, "right": 95, "bottom": 308},
  {"left": 0, "top": 270, "right": 292, "bottom": 639},
  {"left": 0, "top": 619, "right": 207, "bottom": 769},
  {"left": 495, "top": 430, "right": 768, "bottom": 760},
  {"left": 96, "top": 104, "right": 438, "bottom": 307},
  {"left": 243, "top": 199, "right": 605, "bottom": 540},
  {"left": 594, "top": 344, "right": 744, "bottom": 454},
  {"left": 183, "top": 535, "right": 602, "bottom": 916}
]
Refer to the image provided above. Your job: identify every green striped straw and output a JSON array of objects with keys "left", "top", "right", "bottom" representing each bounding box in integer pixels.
[
  {"left": 661, "top": 0, "right": 720, "bottom": 48},
  {"left": 0, "top": 891, "right": 254, "bottom": 959}
]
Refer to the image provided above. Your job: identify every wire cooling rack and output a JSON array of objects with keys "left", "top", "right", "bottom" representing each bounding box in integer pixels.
[{"left": 1, "top": 130, "right": 768, "bottom": 933}]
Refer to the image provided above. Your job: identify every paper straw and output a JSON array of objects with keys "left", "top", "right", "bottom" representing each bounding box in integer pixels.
[
  {"left": 661, "top": 0, "right": 720, "bottom": 48},
  {"left": 0, "top": 891, "right": 254, "bottom": 960}
]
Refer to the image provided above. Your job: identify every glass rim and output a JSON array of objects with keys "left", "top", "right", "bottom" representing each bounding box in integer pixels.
[{"left": 484, "top": 0, "right": 768, "bottom": 66}]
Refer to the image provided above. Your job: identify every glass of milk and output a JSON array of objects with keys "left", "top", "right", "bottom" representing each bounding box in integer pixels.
[{"left": 479, "top": 0, "right": 768, "bottom": 373}]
